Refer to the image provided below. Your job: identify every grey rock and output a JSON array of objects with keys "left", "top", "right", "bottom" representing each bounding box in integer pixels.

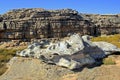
[
  {"left": 17, "top": 49, "right": 34, "bottom": 57},
  {"left": 56, "top": 58, "right": 81, "bottom": 70},
  {"left": 93, "top": 41, "right": 120, "bottom": 55},
  {"left": 16, "top": 34, "right": 120, "bottom": 69}
]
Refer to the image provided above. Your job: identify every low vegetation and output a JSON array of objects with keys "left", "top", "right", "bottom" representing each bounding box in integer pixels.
[
  {"left": 91, "top": 34, "right": 120, "bottom": 48},
  {"left": 103, "top": 57, "right": 116, "bottom": 65},
  {"left": 0, "top": 48, "right": 25, "bottom": 75}
]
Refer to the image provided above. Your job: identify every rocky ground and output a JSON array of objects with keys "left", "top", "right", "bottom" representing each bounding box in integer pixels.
[
  {"left": 0, "top": 40, "right": 28, "bottom": 49},
  {"left": 0, "top": 57, "right": 73, "bottom": 80},
  {"left": 1, "top": 34, "right": 120, "bottom": 80},
  {"left": 16, "top": 34, "right": 120, "bottom": 70},
  {"left": 0, "top": 56, "right": 120, "bottom": 80}
]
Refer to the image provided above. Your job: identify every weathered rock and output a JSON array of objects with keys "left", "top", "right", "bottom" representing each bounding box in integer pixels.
[
  {"left": 0, "top": 8, "right": 120, "bottom": 41},
  {"left": 81, "top": 14, "right": 120, "bottom": 35},
  {"left": 46, "top": 34, "right": 85, "bottom": 56},
  {"left": 56, "top": 54, "right": 95, "bottom": 70},
  {"left": 0, "top": 8, "right": 94, "bottom": 41},
  {"left": 17, "top": 43, "right": 41, "bottom": 57},
  {"left": 81, "top": 35, "right": 106, "bottom": 59},
  {"left": 93, "top": 42, "right": 120, "bottom": 55},
  {"left": 2, "top": 56, "right": 120, "bottom": 80},
  {"left": 16, "top": 34, "right": 120, "bottom": 69},
  {"left": 56, "top": 58, "right": 81, "bottom": 70}
]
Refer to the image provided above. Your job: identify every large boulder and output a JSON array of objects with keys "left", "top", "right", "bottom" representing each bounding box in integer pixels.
[{"left": 16, "top": 34, "right": 120, "bottom": 69}]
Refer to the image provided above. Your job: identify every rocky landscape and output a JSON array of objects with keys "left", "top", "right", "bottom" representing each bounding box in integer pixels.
[
  {"left": 1, "top": 8, "right": 120, "bottom": 80},
  {"left": 16, "top": 34, "right": 120, "bottom": 69},
  {"left": 0, "top": 8, "right": 94, "bottom": 41},
  {"left": 0, "top": 34, "right": 120, "bottom": 80},
  {"left": 0, "top": 8, "right": 120, "bottom": 41}
]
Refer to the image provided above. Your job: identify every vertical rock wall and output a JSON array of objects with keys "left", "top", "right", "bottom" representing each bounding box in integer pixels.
[
  {"left": 0, "top": 8, "right": 95, "bottom": 41},
  {"left": 0, "top": 8, "right": 120, "bottom": 41}
]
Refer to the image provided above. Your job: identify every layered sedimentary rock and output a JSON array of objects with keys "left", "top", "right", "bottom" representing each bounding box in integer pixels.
[
  {"left": 0, "top": 8, "right": 94, "bottom": 41},
  {"left": 81, "top": 14, "right": 120, "bottom": 35},
  {"left": 0, "top": 8, "right": 120, "bottom": 41}
]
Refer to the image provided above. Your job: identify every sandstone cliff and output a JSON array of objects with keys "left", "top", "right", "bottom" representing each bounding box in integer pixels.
[
  {"left": 81, "top": 14, "right": 120, "bottom": 35},
  {"left": 0, "top": 8, "right": 120, "bottom": 41}
]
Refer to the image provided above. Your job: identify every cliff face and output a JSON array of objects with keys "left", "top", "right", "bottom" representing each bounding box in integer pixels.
[
  {"left": 81, "top": 14, "right": 120, "bottom": 35},
  {"left": 0, "top": 8, "right": 120, "bottom": 41},
  {"left": 0, "top": 8, "right": 95, "bottom": 41}
]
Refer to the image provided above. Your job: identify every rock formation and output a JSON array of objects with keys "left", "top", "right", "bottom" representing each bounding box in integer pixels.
[
  {"left": 0, "top": 8, "right": 94, "bottom": 41},
  {"left": 1, "top": 8, "right": 120, "bottom": 41},
  {"left": 81, "top": 14, "right": 120, "bottom": 35},
  {"left": 16, "top": 34, "right": 120, "bottom": 69},
  {"left": 1, "top": 56, "right": 120, "bottom": 80}
]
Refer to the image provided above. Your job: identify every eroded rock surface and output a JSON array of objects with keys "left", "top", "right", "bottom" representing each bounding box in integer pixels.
[
  {"left": 1, "top": 8, "right": 120, "bottom": 41},
  {"left": 81, "top": 14, "right": 120, "bottom": 35},
  {"left": 1, "top": 56, "right": 120, "bottom": 80},
  {"left": 0, "top": 8, "right": 94, "bottom": 41},
  {"left": 16, "top": 34, "right": 120, "bottom": 69}
]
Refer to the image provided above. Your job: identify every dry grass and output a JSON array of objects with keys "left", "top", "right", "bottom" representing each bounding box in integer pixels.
[
  {"left": 92, "top": 34, "right": 120, "bottom": 65},
  {"left": 91, "top": 34, "right": 120, "bottom": 48},
  {"left": 0, "top": 48, "right": 25, "bottom": 75},
  {"left": 103, "top": 57, "right": 116, "bottom": 65},
  {"left": 0, "top": 64, "right": 8, "bottom": 75}
]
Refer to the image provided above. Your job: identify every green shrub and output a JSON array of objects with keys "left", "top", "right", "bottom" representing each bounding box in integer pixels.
[{"left": 103, "top": 57, "right": 116, "bottom": 65}]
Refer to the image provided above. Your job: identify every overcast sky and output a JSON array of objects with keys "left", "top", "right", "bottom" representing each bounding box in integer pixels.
[{"left": 0, "top": 0, "right": 120, "bottom": 14}]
